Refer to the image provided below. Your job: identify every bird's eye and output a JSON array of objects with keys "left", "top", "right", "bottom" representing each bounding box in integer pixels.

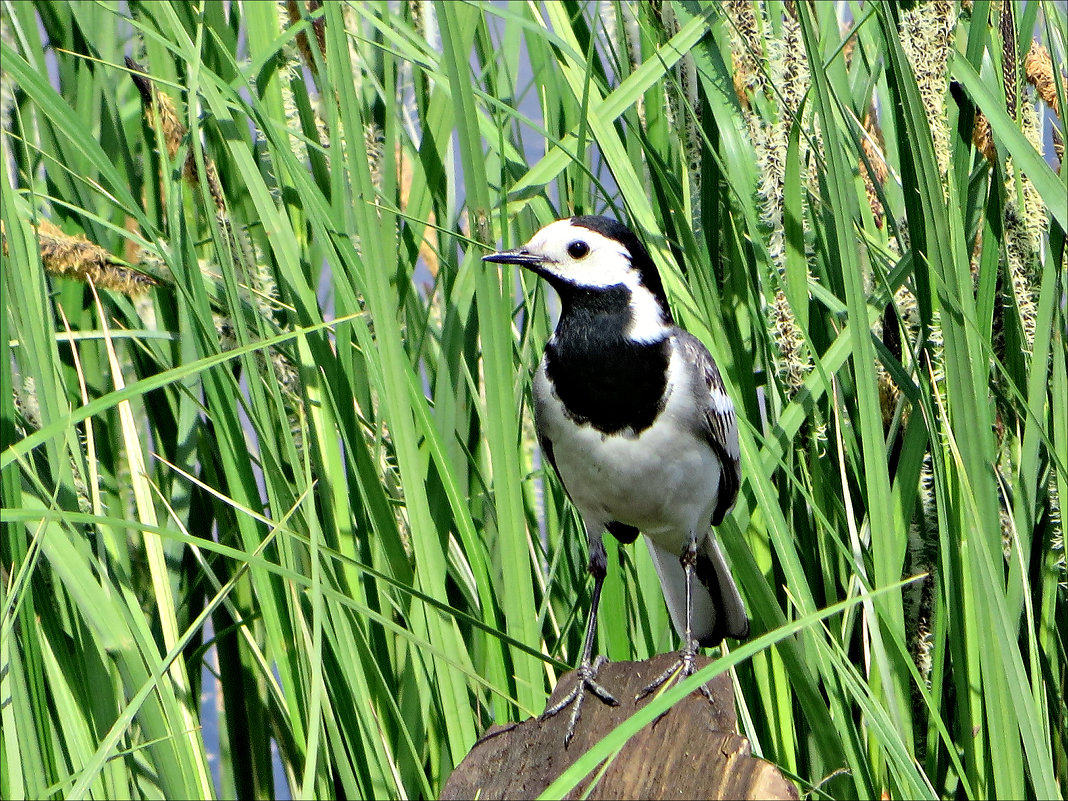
[{"left": 567, "top": 240, "right": 590, "bottom": 259}]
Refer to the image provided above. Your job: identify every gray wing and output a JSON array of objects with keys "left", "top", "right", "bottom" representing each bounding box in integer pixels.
[
  {"left": 676, "top": 331, "right": 741, "bottom": 526},
  {"left": 531, "top": 361, "right": 562, "bottom": 486}
]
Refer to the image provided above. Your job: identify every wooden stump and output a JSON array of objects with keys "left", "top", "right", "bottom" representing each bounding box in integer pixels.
[{"left": 441, "top": 653, "right": 798, "bottom": 800}]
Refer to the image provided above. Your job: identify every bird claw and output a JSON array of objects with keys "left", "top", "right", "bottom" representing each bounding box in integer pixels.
[
  {"left": 635, "top": 639, "right": 713, "bottom": 703},
  {"left": 541, "top": 654, "right": 619, "bottom": 747}
]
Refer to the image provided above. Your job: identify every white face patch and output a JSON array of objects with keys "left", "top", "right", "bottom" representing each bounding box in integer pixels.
[
  {"left": 520, "top": 219, "right": 670, "bottom": 343},
  {"left": 522, "top": 220, "right": 635, "bottom": 288},
  {"left": 626, "top": 285, "right": 670, "bottom": 343}
]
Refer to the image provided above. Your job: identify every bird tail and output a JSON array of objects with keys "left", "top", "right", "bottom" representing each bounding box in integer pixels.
[{"left": 645, "top": 534, "right": 749, "bottom": 648}]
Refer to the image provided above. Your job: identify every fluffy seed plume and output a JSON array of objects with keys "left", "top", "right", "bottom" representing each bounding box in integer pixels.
[
  {"left": 127, "top": 57, "right": 226, "bottom": 215},
  {"left": 1025, "top": 40, "right": 1064, "bottom": 163},
  {"left": 973, "top": 107, "right": 996, "bottom": 163},
  {"left": 649, "top": 2, "right": 703, "bottom": 230},
  {"left": 899, "top": 0, "right": 957, "bottom": 182},
  {"left": 1000, "top": 2, "right": 1018, "bottom": 121},
  {"left": 749, "top": 9, "right": 818, "bottom": 399},
  {"left": 2, "top": 218, "right": 157, "bottom": 294},
  {"left": 285, "top": 0, "right": 326, "bottom": 76},
  {"left": 1000, "top": 97, "right": 1048, "bottom": 355},
  {"left": 1024, "top": 41, "right": 1059, "bottom": 116},
  {"left": 723, "top": 0, "right": 767, "bottom": 108}
]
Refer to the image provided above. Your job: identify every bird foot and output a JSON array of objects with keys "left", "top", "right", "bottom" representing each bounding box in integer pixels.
[
  {"left": 635, "top": 640, "right": 714, "bottom": 704},
  {"left": 541, "top": 654, "right": 619, "bottom": 748}
]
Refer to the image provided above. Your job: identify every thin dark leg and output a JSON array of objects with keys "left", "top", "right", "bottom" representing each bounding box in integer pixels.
[
  {"left": 636, "top": 536, "right": 715, "bottom": 703},
  {"left": 540, "top": 547, "right": 619, "bottom": 747}
]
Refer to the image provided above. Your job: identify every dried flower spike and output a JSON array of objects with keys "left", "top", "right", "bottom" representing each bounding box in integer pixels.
[{"left": 2, "top": 218, "right": 157, "bottom": 295}]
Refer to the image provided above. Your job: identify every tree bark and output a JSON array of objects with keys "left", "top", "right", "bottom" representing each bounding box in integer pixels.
[{"left": 441, "top": 653, "right": 798, "bottom": 800}]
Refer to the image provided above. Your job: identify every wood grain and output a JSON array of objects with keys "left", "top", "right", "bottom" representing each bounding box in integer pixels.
[{"left": 441, "top": 653, "right": 798, "bottom": 800}]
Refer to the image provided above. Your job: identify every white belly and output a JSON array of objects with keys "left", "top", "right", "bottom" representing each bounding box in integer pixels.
[{"left": 534, "top": 361, "right": 721, "bottom": 552}]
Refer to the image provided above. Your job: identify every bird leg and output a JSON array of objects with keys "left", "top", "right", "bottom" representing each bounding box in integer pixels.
[
  {"left": 636, "top": 536, "right": 715, "bottom": 704},
  {"left": 540, "top": 545, "right": 619, "bottom": 747}
]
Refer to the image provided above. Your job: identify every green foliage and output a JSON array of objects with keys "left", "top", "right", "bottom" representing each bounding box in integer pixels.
[{"left": 1, "top": 1, "right": 1064, "bottom": 798}]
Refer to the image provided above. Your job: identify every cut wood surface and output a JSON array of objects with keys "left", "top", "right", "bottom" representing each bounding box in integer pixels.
[{"left": 441, "top": 653, "right": 798, "bottom": 800}]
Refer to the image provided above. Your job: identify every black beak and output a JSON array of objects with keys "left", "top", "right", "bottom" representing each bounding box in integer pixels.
[{"left": 481, "top": 249, "right": 544, "bottom": 267}]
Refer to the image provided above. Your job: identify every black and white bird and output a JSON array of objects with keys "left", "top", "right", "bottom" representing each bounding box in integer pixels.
[{"left": 483, "top": 216, "right": 749, "bottom": 745}]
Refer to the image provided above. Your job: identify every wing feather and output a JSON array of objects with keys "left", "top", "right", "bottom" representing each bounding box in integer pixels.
[{"left": 675, "top": 331, "right": 741, "bottom": 526}]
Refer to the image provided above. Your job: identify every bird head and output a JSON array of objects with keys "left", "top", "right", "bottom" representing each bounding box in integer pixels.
[{"left": 482, "top": 216, "right": 674, "bottom": 341}]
